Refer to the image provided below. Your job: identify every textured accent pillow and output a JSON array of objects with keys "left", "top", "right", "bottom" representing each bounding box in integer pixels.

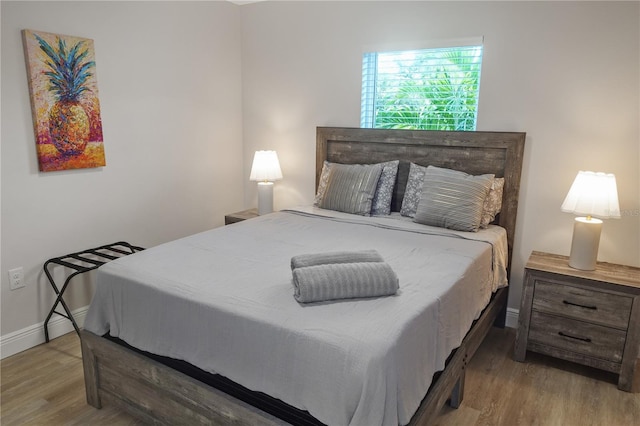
[
  {"left": 314, "top": 161, "right": 332, "bottom": 206},
  {"left": 371, "top": 160, "right": 399, "bottom": 216},
  {"left": 414, "top": 166, "right": 494, "bottom": 232},
  {"left": 315, "top": 160, "right": 399, "bottom": 215},
  {"left": 400, "top": 163, "right": 428, "bottom": 217},
  {"left": 319, "top": 163, "right": 383, "bottom": 216},
  {"left": 480, "top": 177, "right": 505, "bottom": 228}
]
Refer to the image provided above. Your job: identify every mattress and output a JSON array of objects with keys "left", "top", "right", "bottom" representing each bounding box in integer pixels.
[{"left": 84, "top": 207, "right": 508, "bottom": 426}]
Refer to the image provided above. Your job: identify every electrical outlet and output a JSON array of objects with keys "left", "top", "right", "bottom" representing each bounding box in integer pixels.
[{"left": 9, "top": 267, "right": 25, "bottom": 290}]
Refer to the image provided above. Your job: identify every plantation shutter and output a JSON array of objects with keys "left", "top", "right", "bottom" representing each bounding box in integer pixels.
[{"left": 361, "top": 38, "right": 484, "bottom": 131}]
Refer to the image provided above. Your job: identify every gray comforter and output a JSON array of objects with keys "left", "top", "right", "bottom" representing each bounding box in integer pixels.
[{"left": 84, "top": 206, "right": 507, "bottom": 426}]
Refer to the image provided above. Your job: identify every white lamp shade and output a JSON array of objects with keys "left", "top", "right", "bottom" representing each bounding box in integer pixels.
[
  {"left": 249, "top": 150, "right": 283, "bottom": 182},
  {"left": 560, "top": 171, "right": 621, "bottom": 219}
]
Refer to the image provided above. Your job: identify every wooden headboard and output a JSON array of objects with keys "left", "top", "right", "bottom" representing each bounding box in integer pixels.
[{"left": 316, "top": 127, "right": 526, "bottom": 267}]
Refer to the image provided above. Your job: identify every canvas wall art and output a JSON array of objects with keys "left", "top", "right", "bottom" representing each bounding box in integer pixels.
[{"left": 22, "top": 30, "right": 106, "bottom": 172}]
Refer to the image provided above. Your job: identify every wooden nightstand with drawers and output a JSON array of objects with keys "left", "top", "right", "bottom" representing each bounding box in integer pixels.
[
  {"left": 224, "top": 208, "right": 259, "bottom": 225},
  {"left": 515, "top": 251, "right": 640, "bottom": 391}
]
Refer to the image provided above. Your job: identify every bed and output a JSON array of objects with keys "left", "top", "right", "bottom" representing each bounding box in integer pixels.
[{"left": 81, "top": 127, "right": 525, "bottom": 425}]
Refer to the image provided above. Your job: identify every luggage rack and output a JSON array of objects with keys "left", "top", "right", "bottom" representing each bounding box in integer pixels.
[{"left": 43, "top": 241, "right": 144, "bottom": 342}]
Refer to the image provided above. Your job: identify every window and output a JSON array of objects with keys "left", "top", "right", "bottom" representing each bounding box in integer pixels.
[{"left": 361, "top": 40, "right": 483, "bottom": 131}]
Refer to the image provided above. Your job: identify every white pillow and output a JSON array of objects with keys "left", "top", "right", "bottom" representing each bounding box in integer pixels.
[{"left": 480, "top": 177, "right": 505, "bottom": 228}]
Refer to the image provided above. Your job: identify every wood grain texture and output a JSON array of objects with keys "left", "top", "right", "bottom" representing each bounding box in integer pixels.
[
  {"left": 514, "top": 268, "right": 535, "bottom": 362},
  {"left": 532, "top": 280, "right": 633, "bottom": 330},
  {"left": 1, "top": 330, "right": 143, "bottom": 426},
  {"left": 80, "top": 335, "right": 100, "bottom": 409},
  {"left": 316, "top": 127, "right": 526, "bottom": 261},
  {"left": 436, "top": 328, "right": 640, "bottom": 426},
  {"left": 410, "top": 288, "right": 508, "bottom": 425},
  {"left": 77, "top": 289, "right": 508, "bottom": 426},
  {"left": 525, "top": 251, "right": 640, "bottom": 289},
  {"left": 225, "top": 208, "right": 259, "bottom": 225},
  {"left": 77, "top": 127, "right": 525, "bottom": 425},
  {"left": 533, "top": 280, "right": 633, "bottom": 330},
  {"left": 620, "top": 296, "right": 640, "bottom": 391},
  {"left": 3, "top": 329, "right": 639, "bottom": 426},
  {"left": 81, "top": 330, "right": 286, "bottom": 426},
  {"left": 528, "top": 311, "right": 627, "bottom": 363},
  {"left": 526, "top": 341, "right": 622, "bottom": 375},
  {"left": 515, "top": 251, "right": 640, "bottom": 392}
]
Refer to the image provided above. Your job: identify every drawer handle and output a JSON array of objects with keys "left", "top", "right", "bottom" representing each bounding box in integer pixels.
[
  {"left": 558, "top": 331, "right": 592, "bottom": 343},
  {"left": 563, "top": 300, "right": 597, "bottom": 310}
]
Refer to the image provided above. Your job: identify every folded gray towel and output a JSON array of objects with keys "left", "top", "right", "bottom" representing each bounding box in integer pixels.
[
  {"left": 293, "top": 262, "right": 399, "bottom": 303},
  {"left": 290, "top": 250, "right": 384, "bottom": 270}
]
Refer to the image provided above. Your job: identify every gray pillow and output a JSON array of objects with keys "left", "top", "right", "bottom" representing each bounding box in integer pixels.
[
  {"left": 315, "top": 160, "right": 398, "bottom": 215},
  {"left": 320, "top": 163, "right": 383, "bottom": 216},
  {"left": 400, "top": 163, "right": 428, "bottom": 217},
  {"left": 371, "top": 160, "right": 399, "bottom": 216},
  {"left": 414, "top": 166, "right": 494, "bottom": 232}
]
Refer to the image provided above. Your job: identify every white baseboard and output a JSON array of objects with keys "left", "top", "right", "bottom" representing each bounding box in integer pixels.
[
  {"left": 0, "top": 305, "right": 88, "bottom": 359},
  {"left": 505, "top": 307, "right": 519, "bottom": 329}
]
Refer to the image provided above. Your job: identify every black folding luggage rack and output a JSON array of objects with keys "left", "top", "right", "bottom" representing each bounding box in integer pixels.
[{"left": 43, "top": 241, "right": 144, "bottom": 342}]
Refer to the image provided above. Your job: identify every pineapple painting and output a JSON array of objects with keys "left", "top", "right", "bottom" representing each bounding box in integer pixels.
[{"left": 23, "top": 30, "right": 106, "bottom": 171}]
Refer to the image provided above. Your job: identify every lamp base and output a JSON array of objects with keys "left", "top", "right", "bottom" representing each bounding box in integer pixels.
[
  {"left": 568, "top": 216, "right": 603, "bottom": 271},
  {"left": 257, "top": 182, "right": 274, "bottom": 215}
]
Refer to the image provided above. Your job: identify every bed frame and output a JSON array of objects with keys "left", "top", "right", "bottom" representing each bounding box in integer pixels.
[{"left": 81, "top": 127, "right": 525, "bottom": 425}]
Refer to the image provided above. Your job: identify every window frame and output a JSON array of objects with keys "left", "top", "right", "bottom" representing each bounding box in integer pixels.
[{"left": 360, "top": 37, "right": 484, "bottom": 131}]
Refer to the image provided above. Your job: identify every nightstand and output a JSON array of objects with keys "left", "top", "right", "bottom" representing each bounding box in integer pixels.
[
  {"left": 224, "top": 208, "right": 258, "bottom": 225},
  {"left": 515, "top": 251, "right": 640, "bottom": 392}
]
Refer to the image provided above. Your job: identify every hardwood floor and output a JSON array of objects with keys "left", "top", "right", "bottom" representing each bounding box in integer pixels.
[
  {"left": 1, "top": 327, "right": 638, "bottom": 425},
  {"left": 434, "top": 328, "right": 640, "bottom": 426},
  {"left": 0, "top": 330, "right": 141, "bottom": 426}
]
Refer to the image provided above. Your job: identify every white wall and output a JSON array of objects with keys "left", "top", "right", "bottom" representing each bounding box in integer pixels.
[
  {"left": 1, "top": 1, "right": 244, "bottom": 350},
  {"left": 240, "top": 1, "right": 640, "bottom": 314},
  {"left": 2, "top": 0, "right": 638, "bottom": 357}
]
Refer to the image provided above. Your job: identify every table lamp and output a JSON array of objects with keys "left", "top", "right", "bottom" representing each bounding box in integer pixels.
[
  {"left": 560, "top": 171, "right": 620, "bottom": 270},
  {"left": 249, "top": 150, "right": 283, "bottom": 215}
]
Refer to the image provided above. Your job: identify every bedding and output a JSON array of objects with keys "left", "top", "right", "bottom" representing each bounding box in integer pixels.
[
  {"left": 319, "top": 163, "right": 382, "bottom": 215},
  {"left": 413, "top": 166, "right": 494, "bottom": 232},
  {"left": 400, "top": 162, "right": 428, "bottom": 217},
  {"left": 371, "top": 160, "right": 400, "bottom": 215},
  {"left": 84, "top": 206, "right": 508, "bottom": 426},
  {"left": 314, "top": 160, "right": 399, "bottom": 216},
  {"left": 291, "top": 249, "right": 384, "bottom": 269},
  {"left": 292, "top": 260, "right": 399, "bottom": 303},
  {"left": 480, "top": 177, "right": 505, "bottom": 228}
]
